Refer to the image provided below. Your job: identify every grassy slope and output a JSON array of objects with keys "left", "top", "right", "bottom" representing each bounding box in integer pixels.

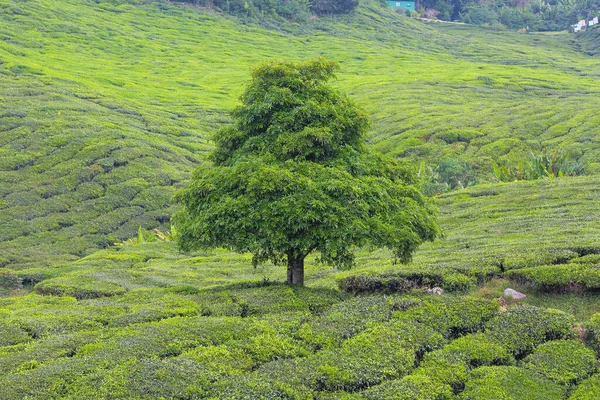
[
  {"left": 1, "top": 176, "right": 600, "bottom": 398},
  {"left": 1, "top": 0, "right": 600, "bottom": 269}
]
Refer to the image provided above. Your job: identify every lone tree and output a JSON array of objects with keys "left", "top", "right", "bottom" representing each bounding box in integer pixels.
[{"left": 175, "top": 59, "right": 440, "bottom": 285}]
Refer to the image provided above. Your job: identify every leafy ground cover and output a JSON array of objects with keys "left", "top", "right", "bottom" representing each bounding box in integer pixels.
[
  {"left": 1, "top": 0, "right": 599, "bottom": 270},
  {"left": 2, "top": 176, "right": 600, "bottom": 398}
]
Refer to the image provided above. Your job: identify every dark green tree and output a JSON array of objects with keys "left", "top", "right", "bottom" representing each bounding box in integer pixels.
[{"left": 174, "top": 59, "right": 440, "bottom": 285}]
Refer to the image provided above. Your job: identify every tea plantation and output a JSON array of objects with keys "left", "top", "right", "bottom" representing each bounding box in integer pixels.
[
  {"left": 1, "top": 0, "right": 600, "bottom": 269},
  {"left": 1, "top": 175, "right": 600, "bottom": 398},
  {"left": 2, "top": 0, "right": 600, "bottom": 398}
]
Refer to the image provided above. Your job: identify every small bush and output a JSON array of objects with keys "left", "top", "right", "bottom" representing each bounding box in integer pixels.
[
  {"left": 0, "top": 270, "right": 23, "bottom": 293},
  {"left": 304, "top": 296, "right": 396, "bottom": 348},
  {"left": 569, "top": 374, "right": 600, "bottom": 400},
  {"left": 0, "top": 321, "right": 32, "bottom": 347},
  {"left": 202, "top": 375, "right": 307, "bottom": 400},
  {"left": 459, "top": 366, "right": 566, "bottom": 400},
  {"left": 523, "top": 340, "right": 597, "bottom": 385},
  {"left": 35, "top": 276, "right": 127, "bottom": 299},
  {"left": 339, "top": 271, "right": 476, "bottom": 295},
  {"left": 362, "top": 374, "right": 453, "bottom": 400},
  {"left": 395, "top": 296, "right": 498, "bottom": 339},
  {"left": 506, "top": 264, "right": 600, "bottom": 292},
  {"left": 584, "top": 313, "right": 600, "bottom": 355},
  {"left": 485, "top": 306, "right": 575, "bottom": 359},
  {"left": 412, "top": 333, "right": 514, "bottom": 391}
]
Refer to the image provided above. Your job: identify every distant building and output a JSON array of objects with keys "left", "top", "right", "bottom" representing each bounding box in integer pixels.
[{"left": 388, "top": 0, "right": 415, "bottom": 11}]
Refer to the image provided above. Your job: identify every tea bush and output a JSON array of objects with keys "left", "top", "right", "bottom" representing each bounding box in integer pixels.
[
  {"left": 411, "top": 333, "right": 514, "bottom": 391},
  {"left": 362, "top": 374, "right": 453, "bottom": 400},
  {"left": 35, "top": 275, "right": 127, "bottom": 299},
  {"left": 506, "top": 264, "right": 600, "bottom": 292},
  {"left": 583, "top": 313, "right": 600, "bottom": 355},
  {"left": 394, "top": 296, "right": 498, "bottom": 339},
  {"left": 569, "top": 374, "right": 600, "bottom": 400},
  {"left": 459, "top": 366, "right": 566, "bottom": 400},
  {"left": 338, "top": 270, "right": 477, "bottom": 294},
  {"left": 484, "top": 306, "right": 575, "bottom": 358},
  {"left": 522, "top": 340, "right": 597, "bottom": 385}
]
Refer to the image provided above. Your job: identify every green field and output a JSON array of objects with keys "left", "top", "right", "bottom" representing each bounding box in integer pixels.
[
  {"left": 1, "top": 0, "right": 600, "bottom": 268},
  {"left": 2, "top": 0, "right": 600, "bottom": 398}
]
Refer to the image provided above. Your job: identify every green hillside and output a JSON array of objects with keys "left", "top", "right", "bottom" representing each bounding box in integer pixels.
[
  {"left": 2, "top": 176, "right": 600, "bottom": 398},
  {"left": 1, "top": 0, "right": 600, "bottom": 268}
]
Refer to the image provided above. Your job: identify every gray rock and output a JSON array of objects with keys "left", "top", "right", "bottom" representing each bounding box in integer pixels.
[
  {"left": 504, "top": 288, "right": 527, "bottom": 300},
  {"left": 427, "top": 287, "right": 445, "bottom": 295}
]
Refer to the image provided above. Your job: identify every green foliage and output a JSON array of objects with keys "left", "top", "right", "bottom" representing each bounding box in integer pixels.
[
  {"left": 338, "top": 270, "right": 477, "bottom": 294},
  {"left": 175, "top": 58, "right": 440, "bottom": 284},
  {"left": 569, "top": 374, "right": 600, "bottom": 400},
  {"left": 484, "top": 306, "right": 576, "bottom": 358},
  {"left": 411, "top": 333, "right": 514, "bottom": 390},
  {"left": 458, "top": 366, "right": 566, "bottom": 400},
  {"left": 523, "top": 340, "right": 597, "bottom": 385},
  {"left": 362, "top": 374, "right": 453, "bottom": 400},
  {"left": 394, "top": 296, "right": 498, "bottom": 339},
  {"left": 584, "top": 313, "right": 600, "bottom": 355},
  {"left": 492, "top": 147, "right": 586, "bottom": 182},
  {"left": 506, "top": 264, "right": 600, "bottom": 292}
]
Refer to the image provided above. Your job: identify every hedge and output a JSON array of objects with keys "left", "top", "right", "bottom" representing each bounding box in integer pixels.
[
  {"left": 411, "top": 333, "right": 514, "bottom": 391},
  {"left": 484, "top": 306, "right": 575, "bottom": 358},
  {"left": 584, "top": 313, "right": 600, "bottom": 355},
  {"left": 506, "top": 264, "right": 600, "bottom": 292},
  {"left": 569, "top": 374, "right": 600, "bottom": 400},
  {"left": 459, "top": 366, "right": 566, "bottom": 400},
  {"left": 362, "top": 374, "right": 453, "bottom": 400},
  {"left": 394, "top": 296, "right": 498, "bottom": 339},
  {"left": 522, "top": 340, "right": 597, "bottom": 385}
]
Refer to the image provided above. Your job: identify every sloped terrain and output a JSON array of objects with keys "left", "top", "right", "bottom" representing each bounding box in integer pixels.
[
  {"left": 1, "top": 0, "right": 600, "bottom": 269},
  {"left": 2, "top": 176, "right": 600, "bottom": 398}
]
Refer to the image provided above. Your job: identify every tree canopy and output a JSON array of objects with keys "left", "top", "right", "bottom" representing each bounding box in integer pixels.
[{"left": 174, "top": 58, "right": 440, "bottom": 285}]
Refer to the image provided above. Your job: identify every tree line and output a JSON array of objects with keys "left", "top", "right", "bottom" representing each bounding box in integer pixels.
[{"left": 417, "top": 0, "right": 600, "bottom": 31}]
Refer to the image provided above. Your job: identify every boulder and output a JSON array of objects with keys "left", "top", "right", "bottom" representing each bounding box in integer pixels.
[{"left": 504, "top": 288, "right": 527, "bottom": 300}]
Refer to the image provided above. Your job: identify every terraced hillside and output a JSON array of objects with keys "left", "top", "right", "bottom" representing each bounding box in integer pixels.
[
  {"left": 1, "top": 0, "right": 599, "bottom": 269},
  {"left": 1, "top": 176, "right": 600, "bottom": 399}
]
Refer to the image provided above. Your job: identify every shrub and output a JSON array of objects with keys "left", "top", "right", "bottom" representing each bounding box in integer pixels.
[
  {"left": 503, "top": 249, "right": 579, "bottom": 271},
  {"left": 459, "top": 366, "right": 565, "bottom": 400},
  {"left": 395, "top": 296, "right": 498, "bottom": 339},
  {"left": 34, "top": 275, "right": 127, "bottom": 299},
  {"left": 411, "top": 333, "right": 514, "bottom": 391},
  {"left": 0, "top": 270, "right": 23, "bottom": 293},
  {"left": 506, "top": 264, "right": 600, "bottom": 292},
  {"left": 339, "top": 271, "right": 476, "bottom": 295},
  {"left": 65, "top": 357, "right": 220, "bottom": 400},
  {"left": 584, "top": 313, "right": 600, "bottom": 355},
  {"left": 303, "top": 296, "right": 397, "bottom": 348},
  {"left": 202, "top": 374, "right": 308, "bottom": 400},
  {"left": 569, "top": 374, "right": 600, "bottom": 400},
  {"left": 362, "top": 374, "right": 453, "bottom": 400},
  {"left": 0, "top": 321, "right": 31, "bottom": 347},
  {"left": 485, "top": 306, "right": 575, "bottom": 359},
  {"left": 523, "top": 340, "right": 597, "bottom": 385}
]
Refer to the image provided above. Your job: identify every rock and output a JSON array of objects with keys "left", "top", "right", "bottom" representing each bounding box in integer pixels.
[
  {"left": 504, "top": 288, "right": 527, "bottom": 300},
  {"left": 427, "top": 287, "right": 445, "bottom": 295}
]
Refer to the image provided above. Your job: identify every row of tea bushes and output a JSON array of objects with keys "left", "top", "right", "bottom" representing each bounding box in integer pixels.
[
  {"left": 2, "top": 285, "right": 600, "bottom": 399},
  {"left": 506, "top": 263, "right": 600, "bottom": 292}
]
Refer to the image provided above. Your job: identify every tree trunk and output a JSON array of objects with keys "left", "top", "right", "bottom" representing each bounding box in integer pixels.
[{"left": 287, "top": 253, "right": 305, "bottom": 286}]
